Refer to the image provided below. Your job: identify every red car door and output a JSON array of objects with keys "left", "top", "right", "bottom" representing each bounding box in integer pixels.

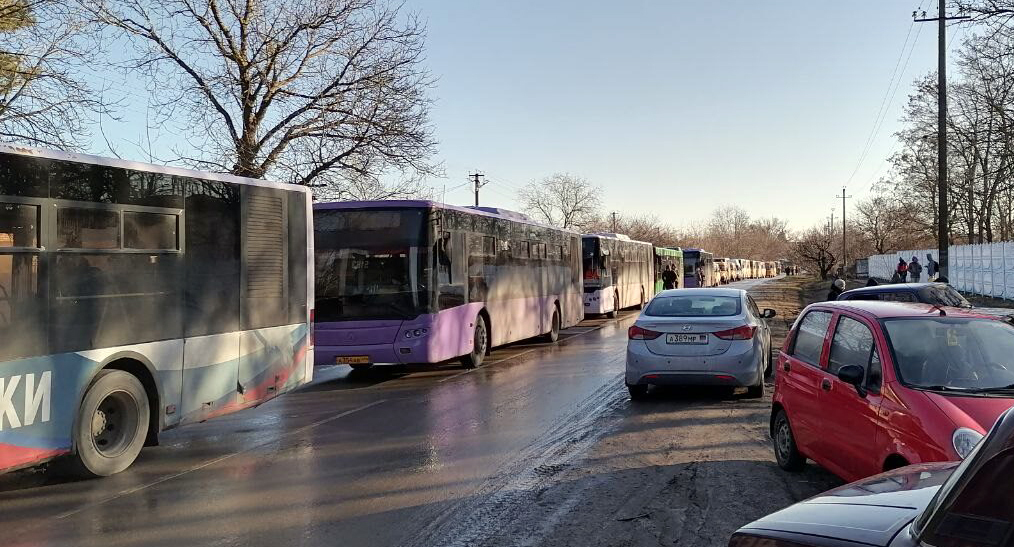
[
  {"left": 779, "top": 309, "right": 834, "bottom": 459},
  {"left": 818, "top": 312, "right": 886, "bottom": 482}
]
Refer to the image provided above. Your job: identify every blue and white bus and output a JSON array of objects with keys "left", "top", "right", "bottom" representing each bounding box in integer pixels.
[{"left": 0, "top": 145, "right": 314, "bottom": 476}]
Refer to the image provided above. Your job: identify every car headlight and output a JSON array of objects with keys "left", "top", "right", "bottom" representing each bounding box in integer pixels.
[{"left": 952, "top": 427, "right": 984, "bottom": 459}]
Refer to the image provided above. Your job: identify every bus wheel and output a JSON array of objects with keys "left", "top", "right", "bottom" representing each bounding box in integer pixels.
[
  {"left": 70, "top": 370, "right": 150, "bottom": 477},
  {"left": 606, "top": 293, "right": 618, "bottom": 319},
  {"left": 544, "top": 307, "right": 561, "bottom": 343},
  {"left": 636, "top": 289, "right": 645, "bottom": 310},
  {"left": 461, "top": 315, "right": 488, "bottom": 369}
]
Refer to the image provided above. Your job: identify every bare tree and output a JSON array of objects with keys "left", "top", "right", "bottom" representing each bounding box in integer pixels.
[
  {"left": 518, "top": 173, "right": 601, "bottom": 230},
  {"left": 793, "top": 225, "right": 838, "bottom": 280},
  {"left": 0, "top": 0, "right": 106, "bottom": 149},
  {"left": 85, "top": 0, "right": 438, "bottom": 198}
]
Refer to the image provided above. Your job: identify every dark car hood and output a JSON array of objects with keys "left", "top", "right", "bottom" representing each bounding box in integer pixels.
[{"left": 740, "top": 463, "right": 957, "bottom": 546}]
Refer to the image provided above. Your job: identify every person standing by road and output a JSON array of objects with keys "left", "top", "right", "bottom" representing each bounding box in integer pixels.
[
  {"left": 909, "top": 256, "right": 923, "bottom": 283},
  {"left": 926, "top": 253, "right": 938, "bottom": 280},
  {"left": 827, "top": 278, "right": 845, "bottom": 300},
  {"left": 695, "top": 266, "right": 704, "bottom": 288},
  {"left": 897, "top": 257, "right": 909, "bottom": 282},
  {"left": 661, "top": 265, "right": 678, "bottom": 290}
]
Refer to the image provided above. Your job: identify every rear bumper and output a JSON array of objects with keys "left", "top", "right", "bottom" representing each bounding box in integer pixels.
[
  {"left": 583, "top": 289, "right": 612, "bottom": 314},
  {"left": 625, "top": 340, "right": 762, "bottom": 387}
]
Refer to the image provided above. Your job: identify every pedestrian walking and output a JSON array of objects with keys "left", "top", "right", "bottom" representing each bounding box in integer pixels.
[
  {"left": 897, "top": 258, "right": 909, "bottom": 282},
  {"left": 695, "top": 267, "right": 704, "bottom": 288},
  {"left": 661, "top": 265, "right": 678, "bottom": 290},
  {"left": 909, "top": 256, "right": 923, "bottom": 283},
  {"left": 926, "top": 253, "right": 938, "bottom": 280}
]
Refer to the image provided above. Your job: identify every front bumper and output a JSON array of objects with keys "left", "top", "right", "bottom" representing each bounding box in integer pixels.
[{"left": 625, "top": 340, "right": 762, "bottom": 387}]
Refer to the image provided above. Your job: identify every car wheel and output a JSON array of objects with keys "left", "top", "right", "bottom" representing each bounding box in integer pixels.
[
  {"left": 461, "top": 315, "right": 489, "bottom": 369},
  {"left": 746, "top": 380, "right": 764, "bottom": 399},
  {"left": 627, "top": 383, "right": 648, "bottom": 400},
  {"left": 773, "top": 410, "right": 805, "bottom": 472},
  {"left": 68, "top": 370, "right": 150, "bottom": 477},
  {"left": 543, "top": 307, "right": 561, "bottom": 343}
]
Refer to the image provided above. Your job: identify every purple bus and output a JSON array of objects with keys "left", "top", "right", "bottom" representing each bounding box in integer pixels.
[{"left": 313, "top": 201, "right": 584, "bottom": 369}]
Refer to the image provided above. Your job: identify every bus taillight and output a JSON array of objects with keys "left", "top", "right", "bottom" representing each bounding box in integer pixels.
[{"left": 310, "top": 308, "right": 315, "bottom": 347}]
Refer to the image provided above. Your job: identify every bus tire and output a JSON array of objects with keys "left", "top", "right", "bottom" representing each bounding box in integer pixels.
[
  {"left": 544, "top": 306, "right": 561, "bottom": 343},
  {"left": 461, "top": 314, "right": 489, "bottom": 369},
  {"left": 69, "top": 370, "right": 150, "bottom": 478},
  {"left": 636, "top": 288, "right": 645, "bottom": 310},
  {"left": 606, "top": 293, "right": 618, "bottom": 319}
]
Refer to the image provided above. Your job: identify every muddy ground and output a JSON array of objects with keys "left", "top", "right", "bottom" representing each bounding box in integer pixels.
[{"left": 482, "top": 276, "right": 842, "bottom": 547}]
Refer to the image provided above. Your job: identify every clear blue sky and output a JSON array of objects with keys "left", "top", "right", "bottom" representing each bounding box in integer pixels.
[
  {"left": 88, "top": 0, "right": 964, "bottom": 231},
  {"left": 407, "top": 0, "right": 958, "bottom": 230}
]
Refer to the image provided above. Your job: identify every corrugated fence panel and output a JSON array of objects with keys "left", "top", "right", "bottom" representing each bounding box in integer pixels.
[{"left": 865, "top": 241, "right": 1014, "bottom": 300}]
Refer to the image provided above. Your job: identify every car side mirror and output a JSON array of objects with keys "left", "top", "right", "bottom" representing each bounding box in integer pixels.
[
  {"left": 761, "top": 308, "right": 776, "bottom": 319},
  {"left": 837, "top": 364, "right": 866, "bottom": 397}
]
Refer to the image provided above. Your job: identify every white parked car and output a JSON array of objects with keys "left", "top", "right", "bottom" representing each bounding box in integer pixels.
[{"left": 625, "top": 288, "right": 775, "bottom": 399}]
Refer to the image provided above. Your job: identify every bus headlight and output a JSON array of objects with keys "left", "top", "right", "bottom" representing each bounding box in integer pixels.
[
  {"left": 404, "top": 328, "right": 429, "bottom": 339},
  {"left": 952, "top": 427, "right": 984, "bottom": 459}
]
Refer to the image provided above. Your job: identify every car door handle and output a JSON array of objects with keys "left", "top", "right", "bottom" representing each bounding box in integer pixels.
[
  {"left": 782, "top": 361, "right": 790, "bottom": 372},
  {"left": 821, "top": 379, "right": 832, "bottom": 391}
]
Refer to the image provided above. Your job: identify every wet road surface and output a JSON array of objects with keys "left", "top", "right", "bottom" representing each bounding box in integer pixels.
[{"left": 0, "top": 277, "right": 838, "bottom": 547}]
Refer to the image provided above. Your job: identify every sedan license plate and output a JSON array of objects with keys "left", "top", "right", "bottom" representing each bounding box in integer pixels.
[
  {"left": 337, "top": 355, "right": 371, "bottom": 365},
  {"left": 665, "top": 333, "right": 708, "bottom": 345}
]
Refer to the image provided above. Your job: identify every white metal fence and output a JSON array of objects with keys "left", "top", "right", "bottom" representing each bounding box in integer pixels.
[{"left": 867, "top": 242, "right": 1014, "bottom": 299}]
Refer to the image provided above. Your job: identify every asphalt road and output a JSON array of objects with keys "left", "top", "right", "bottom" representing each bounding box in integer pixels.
[{"left": 0, "top": 277, "right": 840, "bottom": 547}]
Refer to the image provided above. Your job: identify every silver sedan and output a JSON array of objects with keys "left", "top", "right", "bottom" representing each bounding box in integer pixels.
[{"left": 625, "top": 288, "right": 776, "bottom": 399}]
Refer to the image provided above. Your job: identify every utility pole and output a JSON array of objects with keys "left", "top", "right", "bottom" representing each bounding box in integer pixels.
[
  {"left": 469, "top": 172, "right": 486, "bottom": 207},
  {"left": 836, "top": 187, "right": 852, "bottom": 278},
  {"left": 611, "top": 211, "right": 618, "bottom": 232},
  {"left": 915, "top": 4, "right": 969, "bottom": 279}
]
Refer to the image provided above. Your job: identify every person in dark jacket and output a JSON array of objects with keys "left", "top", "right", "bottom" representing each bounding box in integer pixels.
[
  {"left": 926, "top": 253, "right": 938, "bottom": 280},
  {"left": 897, "top": 258, "right": 909, "bottom": 282},
  {"left": 827, "top": 278, "right": 845, "bottom": 301},
  {"left": 661, "top": 265, "right": 678, "bottom": 290},
  {"left": 909, "top": 256, "right": 923, "bottom": 282}
]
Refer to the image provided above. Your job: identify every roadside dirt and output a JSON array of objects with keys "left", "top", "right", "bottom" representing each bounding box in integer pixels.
[{"left": 480, "top": 277, "right": 842, "bottom": 547}]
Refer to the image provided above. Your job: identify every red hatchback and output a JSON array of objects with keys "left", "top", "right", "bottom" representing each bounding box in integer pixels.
[{"left": 771, "top": 300, "right": 1014, "bottom": 483}]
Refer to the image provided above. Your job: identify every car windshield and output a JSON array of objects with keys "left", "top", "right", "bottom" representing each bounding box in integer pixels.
[
  {"left": 883, "top": 318, "right": 1014, "bottom": 391},
  {"left": 644, "top": 295, "right": 741, "bottom": 317},
  {"left": 920, "top": 285, "right": 972, "bottom": 308}
]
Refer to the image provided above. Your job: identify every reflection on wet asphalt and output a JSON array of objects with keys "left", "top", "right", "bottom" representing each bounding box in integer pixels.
[
  {"left": 0, "top": 308, "right": 638, "bottom": 547},
  {"left": 0, "top": 278, "right": 811, "bottom": 547}
]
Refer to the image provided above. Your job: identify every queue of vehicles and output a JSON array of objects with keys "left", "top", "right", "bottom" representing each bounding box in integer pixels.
[{"left": 0, "top": 144, "right": 785, "bottom": 478}]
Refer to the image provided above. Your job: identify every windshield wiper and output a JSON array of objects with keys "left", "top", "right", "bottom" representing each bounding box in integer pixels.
[
  {"left": 913, "top": 384, "right": 975, "bottom": 392},
  {"left": 973, "top": 383, "right": 1014, "bottom": 393}
]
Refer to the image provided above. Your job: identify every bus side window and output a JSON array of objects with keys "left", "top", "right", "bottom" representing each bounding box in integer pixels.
[{"left": 436, "top": 231, "right": 465, "bottom": 310}]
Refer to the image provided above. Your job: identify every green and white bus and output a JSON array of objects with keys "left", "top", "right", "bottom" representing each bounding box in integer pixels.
[{"left": 653, "top": 247, "right": 683, "bottom": 293}]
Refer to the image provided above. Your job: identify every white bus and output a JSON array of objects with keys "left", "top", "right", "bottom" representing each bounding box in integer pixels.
[
  {"left": 581, "top": 233, "right": 653, "bottom": 317},
  {"left": 0, "top": 145, "right": 313, "bottom": 477}
]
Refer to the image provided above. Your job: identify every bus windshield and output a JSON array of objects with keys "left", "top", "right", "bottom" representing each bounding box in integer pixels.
[
  {"left": 314, "top": 209, "right": 431, "bottom": 321},
  {"left": 684, "top": 254, "right": 698, "bottom": 276}
]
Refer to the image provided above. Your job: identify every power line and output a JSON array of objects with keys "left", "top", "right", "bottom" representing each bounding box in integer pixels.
[{"left": 844, "top": 14, "right": 924, "bottom": 188}]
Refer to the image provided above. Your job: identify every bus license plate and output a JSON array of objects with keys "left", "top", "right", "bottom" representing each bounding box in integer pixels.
[
  {"left": 337, "top": 356, "right": 371, "bottom": 365},
  {"left": 665, "top": 333, "right": 708, "bottom": 345}
]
